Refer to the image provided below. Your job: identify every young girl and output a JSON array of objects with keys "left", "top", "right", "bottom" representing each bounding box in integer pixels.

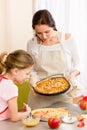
[{"left": 0, "top": 50, "right": 34, "bottom": 121}]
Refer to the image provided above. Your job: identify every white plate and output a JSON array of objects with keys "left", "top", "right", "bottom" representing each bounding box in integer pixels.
[{"left": 62, "top": 116, "right": 77, "bottom": 124}]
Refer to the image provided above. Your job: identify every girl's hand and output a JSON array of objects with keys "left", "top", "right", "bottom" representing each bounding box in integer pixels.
[{"left": 21, "top": 103, "right": 31, "bottom": 114}]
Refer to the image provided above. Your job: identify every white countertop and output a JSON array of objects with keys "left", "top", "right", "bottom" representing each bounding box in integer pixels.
[
  {"left": 0, "top": 119, "right": 87, "bottom": 130},
  {"left": 0, "top": 102, "right": 87, "bottom": 130}
]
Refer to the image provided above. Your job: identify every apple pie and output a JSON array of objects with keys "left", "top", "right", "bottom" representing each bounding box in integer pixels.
[
  {"left": 32, "top": 108, "right": 69, "bottom": 119},
  {"left": 34, "top": 77, "right": 70, "bottom": 95}
]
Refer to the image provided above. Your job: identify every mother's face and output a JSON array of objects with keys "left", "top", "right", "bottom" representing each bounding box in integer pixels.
[{"left": 34, "top": 24, "right": 54, "bottom": 42}]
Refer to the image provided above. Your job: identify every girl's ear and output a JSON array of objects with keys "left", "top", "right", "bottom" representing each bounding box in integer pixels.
[{"left": 11, "top": 68, "right": 19, "bottom": 75}]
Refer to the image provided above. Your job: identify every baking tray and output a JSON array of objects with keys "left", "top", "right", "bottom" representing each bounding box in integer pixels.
[{"left": 33, "top": 74, "right": 70, "bottom": 96}]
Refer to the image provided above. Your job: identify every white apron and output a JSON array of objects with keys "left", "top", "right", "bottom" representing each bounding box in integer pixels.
[
  {"left": 36, "top": 45, "right": 68, "bottom": 79},
  {"left": 28, "top": 36, "right": 75, "bottom": 109}
]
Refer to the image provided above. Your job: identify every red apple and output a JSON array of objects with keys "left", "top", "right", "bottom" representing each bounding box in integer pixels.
[
  {"left": 78, "top": 116, "right": 84, "bottom": 122},
  {"left": 80, "top": 100, "right": 87, "bottom": 110},
  {"left": 77, "top": 121, "right": 85, "bottom": 128},
  {"left": 83, "top": 96, "right": 87, "bottom": 101},
  {"left": 48, "top": 117, "right": 62, "bottom": 129}
]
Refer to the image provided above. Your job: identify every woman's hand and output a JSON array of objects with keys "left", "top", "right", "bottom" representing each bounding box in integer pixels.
[
  {"left": 29, "top": 72, "right": 40, "bottom": 87},
  {"left": 73, "top": 96, "right": 84, "bottom": 104}
]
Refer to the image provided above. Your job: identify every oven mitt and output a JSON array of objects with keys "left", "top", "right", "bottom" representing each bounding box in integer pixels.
[{"left": 29, "top": 72, "right": 40, "bottom": 87}]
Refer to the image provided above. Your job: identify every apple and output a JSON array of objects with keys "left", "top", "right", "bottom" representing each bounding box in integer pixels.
[
  {"left": 77, "top": 121, "right": 85, "bottom": 128},
  {"left": 83, "top": 96, "right": 87, "bottom": 101},
  {"left": 48, "top": 117, "right": 62, "bottom": 129},
  {"left": 79, "top": 96, "right": 87, "bottom": 110},
  {"left": 80, "top": 100, "right": 87, "bottom": 110},
  {"left": 78, "top": 115, "right": 84, "bottom": 122}
]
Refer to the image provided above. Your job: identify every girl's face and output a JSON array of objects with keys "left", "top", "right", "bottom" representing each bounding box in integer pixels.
[
  {"left": 14, "top": 66, "right": 33, "bottom": 84},
  {"left": 35, "top": 24, "right": 54, "bottom": 43}
]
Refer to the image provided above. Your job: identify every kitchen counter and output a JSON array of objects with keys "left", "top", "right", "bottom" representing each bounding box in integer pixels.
[
  {"left": 0, "top": 118, "right": 87, "bottom": 130},
  {"left": 0, "top": 102, "right": 87, "bottom": 130}
]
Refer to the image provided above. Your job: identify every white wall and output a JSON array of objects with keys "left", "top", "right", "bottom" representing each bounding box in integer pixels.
[
  {"left": 0, "top": 0, "right": 33, "bottom": 52},
  {"left": 0, "top": 0, "right": 6, "bottom": 52}
]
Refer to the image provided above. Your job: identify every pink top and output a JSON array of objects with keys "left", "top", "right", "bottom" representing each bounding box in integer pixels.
[{"left": 0, "top": 76, "right": 18, "bottom": 121}]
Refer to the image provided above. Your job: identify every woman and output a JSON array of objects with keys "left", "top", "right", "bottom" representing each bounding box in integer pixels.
[
  {"left": 27, "top": 9, "right": 83, "bottom": 109},
  {"left": 0, "top": 50, "right": 34, "bottom": 121}
]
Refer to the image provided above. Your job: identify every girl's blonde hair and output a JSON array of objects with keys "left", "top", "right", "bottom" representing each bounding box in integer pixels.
[{"left": 0, "top": 50, "right": 34, "bottom": 74}]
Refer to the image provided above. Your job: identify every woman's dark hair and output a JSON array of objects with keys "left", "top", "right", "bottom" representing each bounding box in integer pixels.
[{"left": 32, "top": 9, "right": 57, "bottom": 31}]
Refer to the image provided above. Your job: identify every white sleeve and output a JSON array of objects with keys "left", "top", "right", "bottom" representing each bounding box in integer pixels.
[
  {"left": 27, "top": 38, "right": 36, "bottom": 66},
  {"left": 3, "top": 81, "right": 18, "bottom": 101},
  {"left": 27, "top": 37, "right": 39, "bottom": 74},
  {"left": 27, "top": 37, "right": 39, "bottom": 61},
  {"left": 27, "top": 39, "right": 34, "bottom": 54},
  {"left": 70, "top": 37, "right": 81, "bottom": 72}
]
